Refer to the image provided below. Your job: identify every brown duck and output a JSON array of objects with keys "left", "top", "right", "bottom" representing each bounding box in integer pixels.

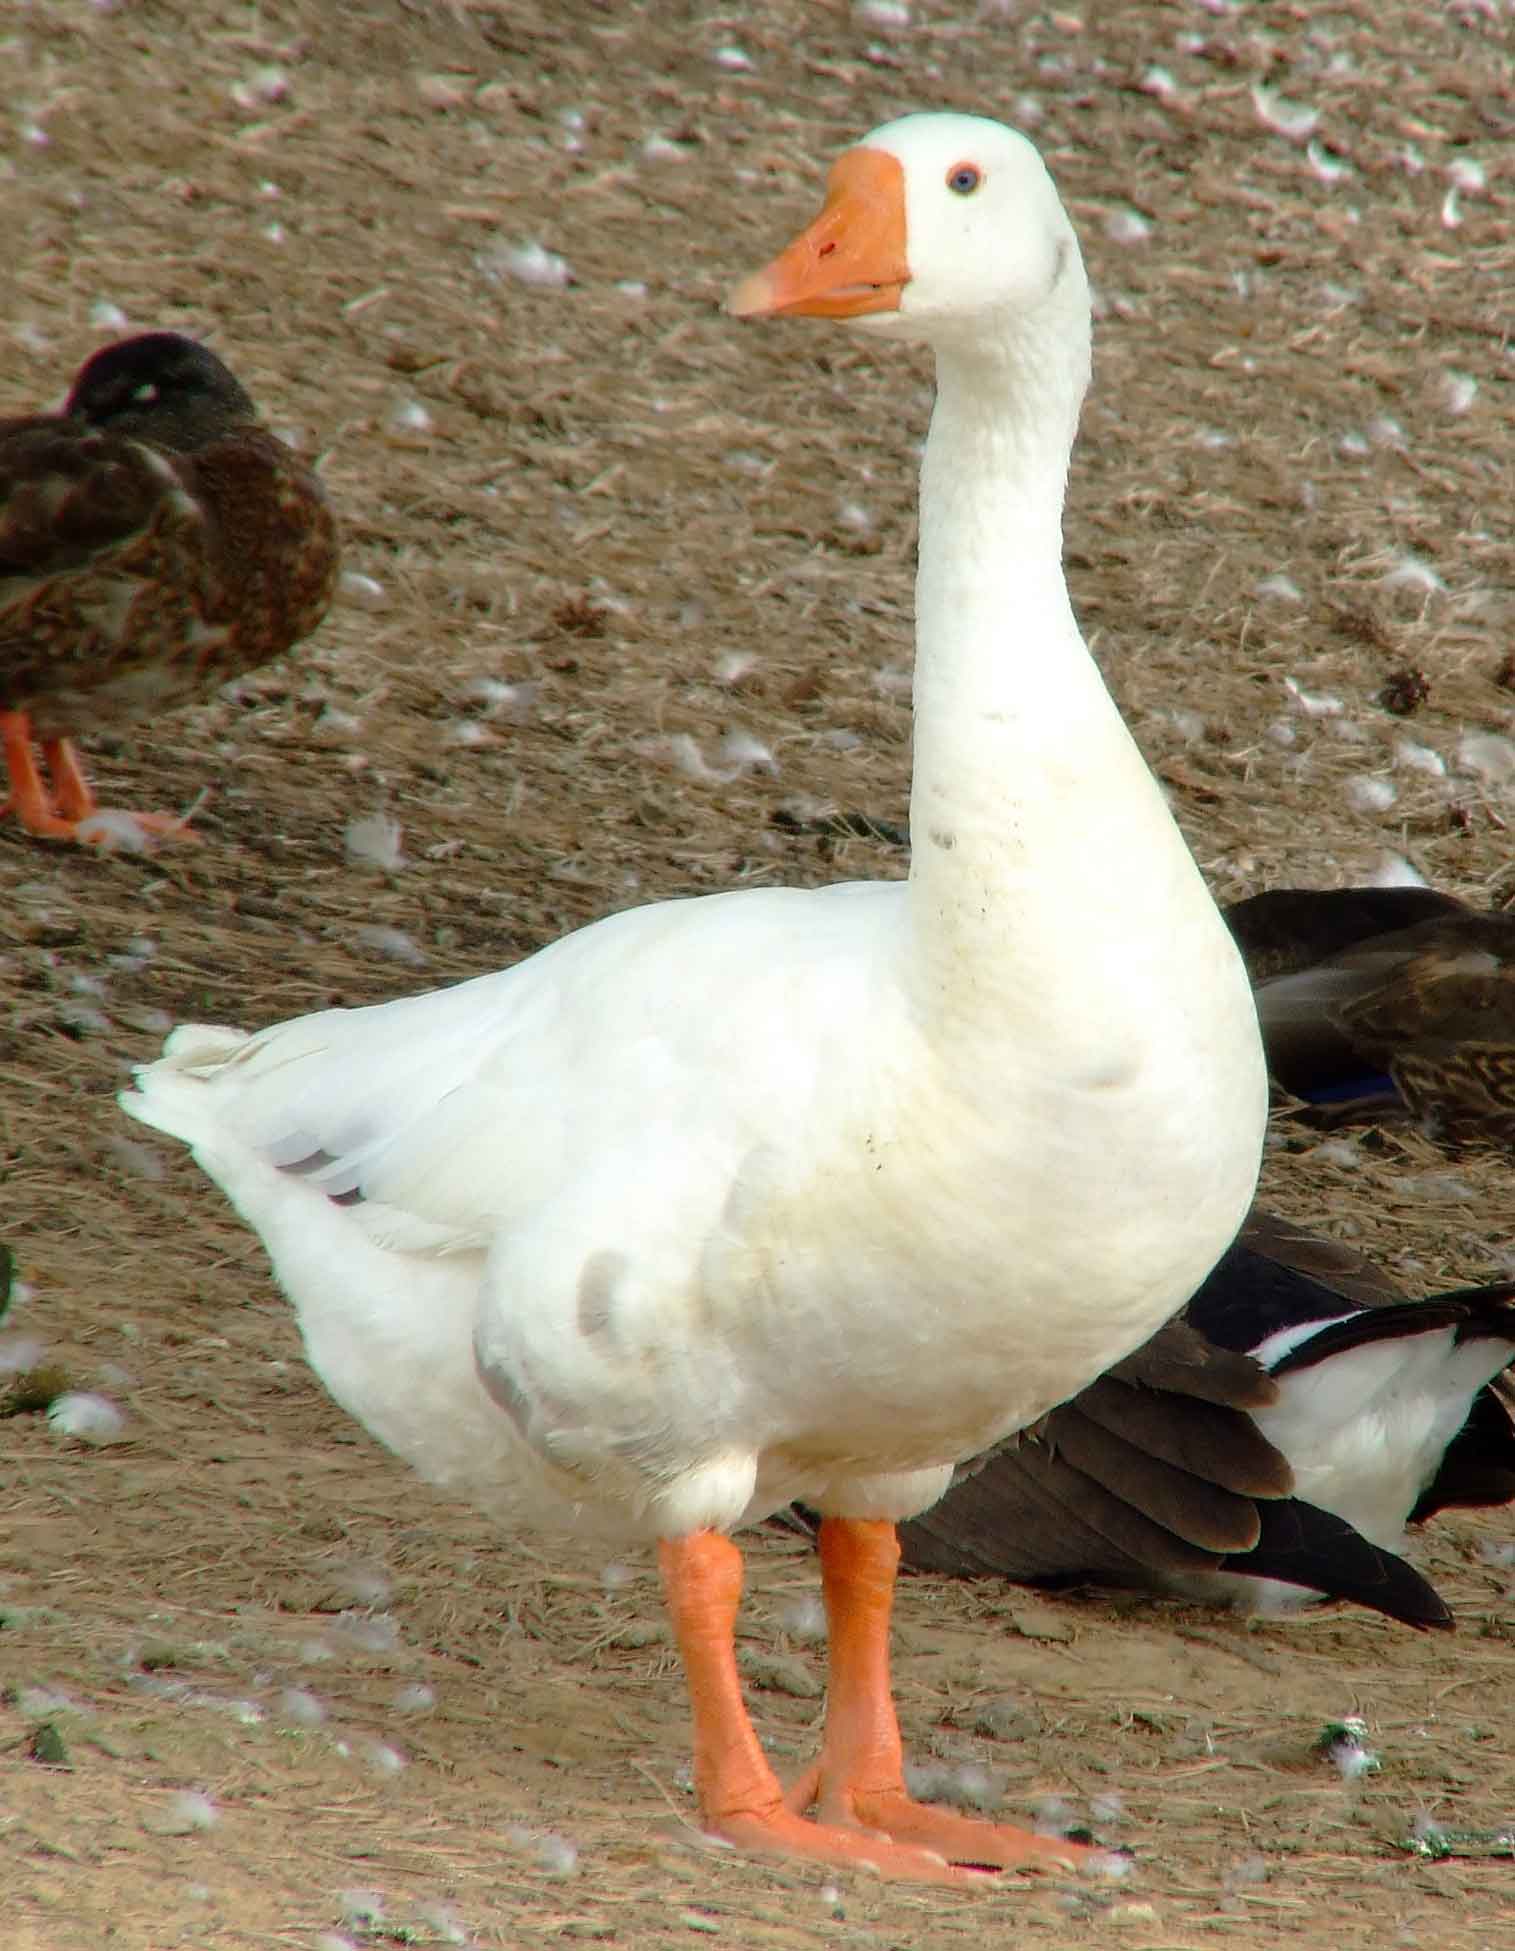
[
  {"left": 1223, "top": 885, "right": 1515, "bottom": 1150},
  {"left": 0, "top": 332, "right": 338, "bottom": 846}
]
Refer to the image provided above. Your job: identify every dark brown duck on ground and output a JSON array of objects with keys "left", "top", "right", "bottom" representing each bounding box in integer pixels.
[
  {"left": 0, "top": 332, "right": 339, "bottom": 847},
  {"left": 892, "top": 1211, "right": 1515, "bottom": 1628},
  {"left": 1224, "top": 886, "right": 1515, "bottom": 1150}
]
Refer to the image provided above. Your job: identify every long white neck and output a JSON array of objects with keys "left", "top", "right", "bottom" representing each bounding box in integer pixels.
[{"left": 900, "top": 285, "right": 1226, "bottom": 1044}]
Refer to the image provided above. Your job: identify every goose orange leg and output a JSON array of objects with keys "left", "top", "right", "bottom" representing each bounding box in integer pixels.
[
  {"left": 660, "top": 1522, "right": 1090, "bottom": 1883},
  {"left": 1, "top": 712, "right": 199, "bottom": 845},
  {"left": 792, "top": 1519, "right": 1095, "bottom": 1868}
]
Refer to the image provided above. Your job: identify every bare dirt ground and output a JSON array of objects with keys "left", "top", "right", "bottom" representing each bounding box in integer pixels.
[{"left": 4, "top": 2, "right": 1515, "bottom": 1946}]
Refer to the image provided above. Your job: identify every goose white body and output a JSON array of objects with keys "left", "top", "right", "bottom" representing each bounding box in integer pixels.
[{"left": 123, "top": 114, "right": 1267, "bottom": 1553}]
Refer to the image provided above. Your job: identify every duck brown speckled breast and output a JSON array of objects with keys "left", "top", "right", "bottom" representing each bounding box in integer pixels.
[{"left": 0, "top": 331, "right": 339, "bottom": 845}]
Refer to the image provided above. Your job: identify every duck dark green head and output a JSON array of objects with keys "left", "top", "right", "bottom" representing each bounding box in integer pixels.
[{"left": 64, "top": 333, "right": 258, "bottom": 453}]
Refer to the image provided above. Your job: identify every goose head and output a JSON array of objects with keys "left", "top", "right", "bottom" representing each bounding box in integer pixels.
[{"left": 729, "top": 112, "right": 1087, "bottom": 362}]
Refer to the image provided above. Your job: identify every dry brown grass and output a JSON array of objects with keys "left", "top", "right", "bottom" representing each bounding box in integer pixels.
[{"left": 4, "top": 2, "right": 1515, "bottom": 1946}]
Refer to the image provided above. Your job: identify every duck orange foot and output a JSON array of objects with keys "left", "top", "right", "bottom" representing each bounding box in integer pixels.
[{"left": 1, "top": 713, "right": 201, "bottom": 847}]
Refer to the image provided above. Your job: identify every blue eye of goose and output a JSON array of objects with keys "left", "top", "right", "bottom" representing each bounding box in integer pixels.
[{"left": 946, "top": 163, "right": 982, "bottom": 196}]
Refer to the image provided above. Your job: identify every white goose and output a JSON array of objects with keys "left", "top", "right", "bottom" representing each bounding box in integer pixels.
[{"left": 122, "top": 113, "right": 1267, "bottom": 1884}]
